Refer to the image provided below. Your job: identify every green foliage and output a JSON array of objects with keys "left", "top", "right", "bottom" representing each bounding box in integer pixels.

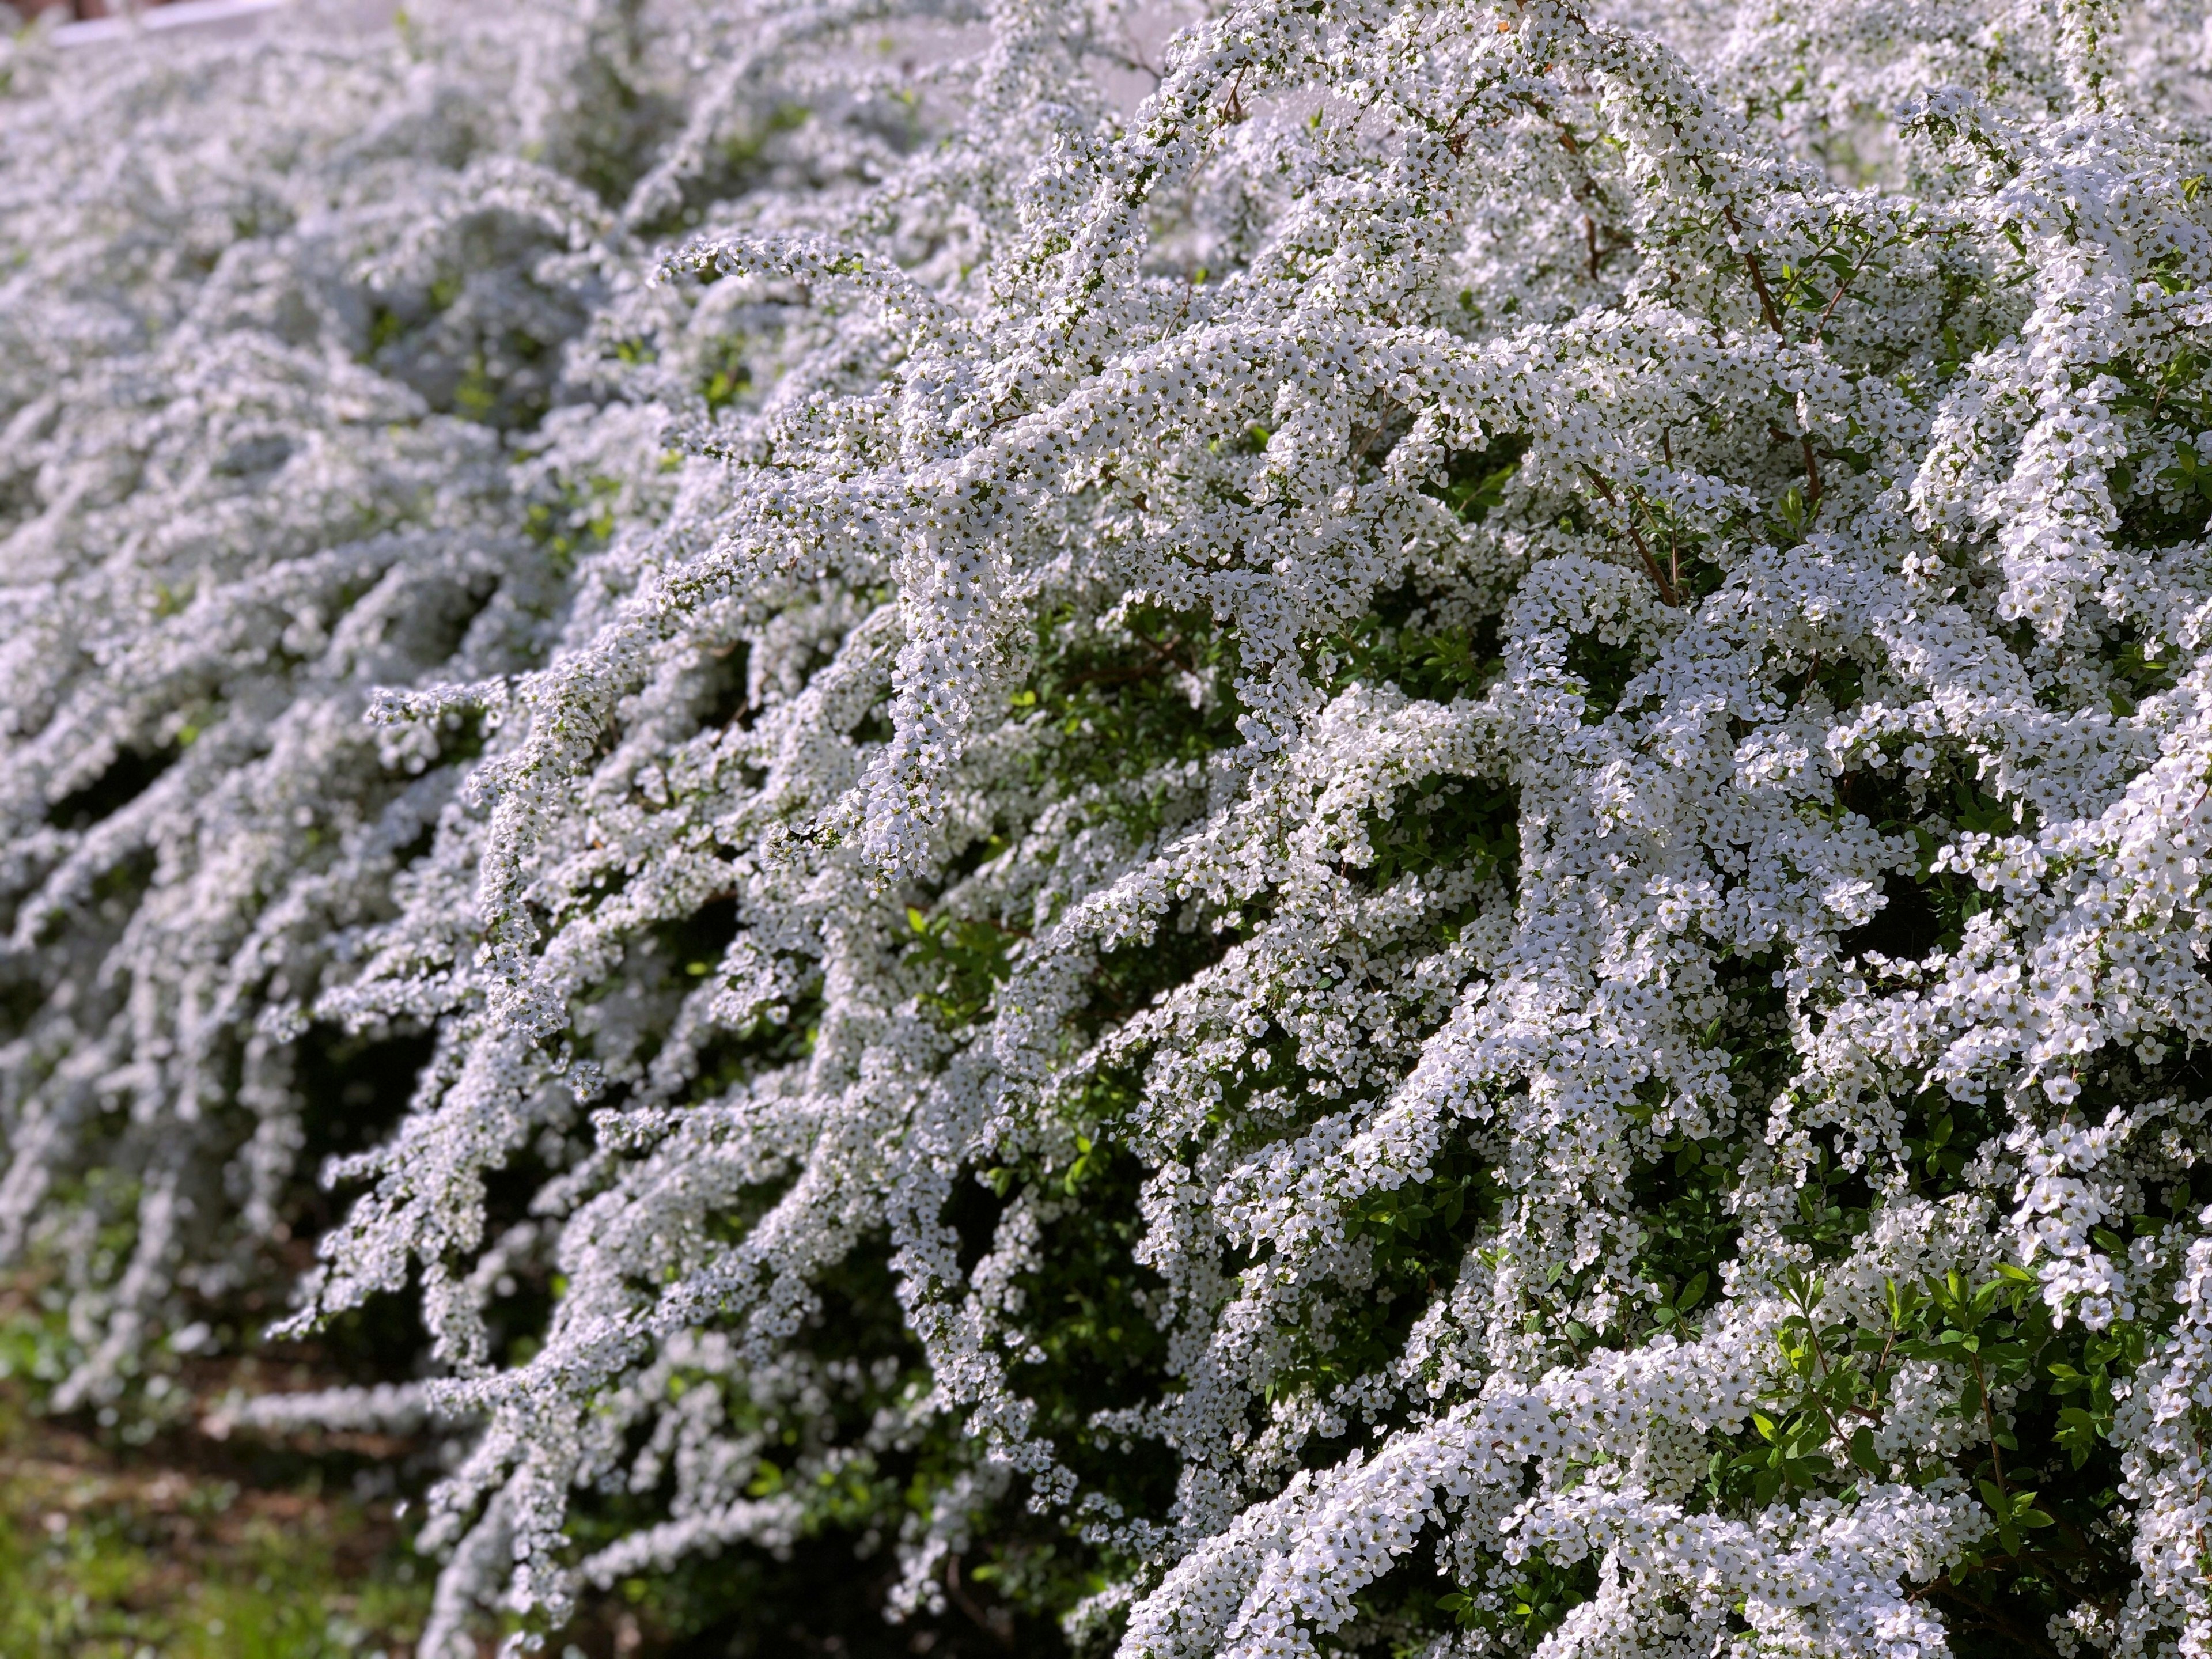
[
  {"left": 1437, "top": 1555, "right": 1601, "bottom": 1646},
  {"left": 1320, "top": 616, "right": 1502, "bottom": 704},
  {"left": 1704, "top": 1267, "right": 2139, "bottom": 1653},
  {"left": 1419, "top": 438, "right": 1528, "bottom": 525},
  {"left": 699, "top": 335, "right": 753, "bottom": 412},
  {"left": 907, "top": 902, "right": 1024, "bottom": 1028},
  {"left": 1362, "top": 778, "right": 1518, "bottom": 891},
  {"left": 1012, "top": 603, "right": 1244, "bottom": 839},
  {"left": 525, "top": 473, "right": 623, "bottom": 578}
]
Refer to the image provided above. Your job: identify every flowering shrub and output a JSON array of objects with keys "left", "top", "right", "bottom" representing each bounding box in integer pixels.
[{"left": 10, "top": 0, "right": 2212, "bottom": 1653}]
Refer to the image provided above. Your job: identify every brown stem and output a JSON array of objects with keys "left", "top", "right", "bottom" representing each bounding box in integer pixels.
[
  {"left": 1867, "top": 1317, "right": 1899, "bottom": 1396},
  {"left": 1583, "top": 468, "right": 1678, "bottom": 605},
  {"left": 1725, "top": 213, "right": 1828, "bottom": 508},
  {"left": 1721, "top": 205, "right": 1785, "bottom": 336},
  {"left": 1060, "top": 633, "right": 1194, "bottom": 688},
  {"left": 1793, "top": 1300, "right": 1861, "bottom": 1448},
  {"left": 1221, "top": 65, "right": 1248, "bottom": 123},
  {"left": 1789, "top": 653, "right": 1823, "bottom": 708},
  {"left": 1810, "top": 251, "right": 1869, "bottom": 344},
  {"left": 1634, "top": 495, "right": 1681, "bottom": 599},
  {"left": 1627, "top": 521, "right": 1676, "bottom": 607},
  {"left": 1971, "top": 1353, "right": 2007, "bottom": 1496},
  {"left": 1910, "top": 1576, "right": 2066, "bottom": 1658},
  {"left": 1767, "top": 423, "right": 1824, "bottom": 512},
  {"left": 945, "top": 1554, "right": 1016, "bottom": 1650},
  {"left": 1105, "top": 33, "right": 1160, "bottom": 81}
]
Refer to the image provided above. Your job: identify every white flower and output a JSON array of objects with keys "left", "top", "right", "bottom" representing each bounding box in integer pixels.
[{"left": 9, "top": 0, "right": 2212, "bottom": 1651}]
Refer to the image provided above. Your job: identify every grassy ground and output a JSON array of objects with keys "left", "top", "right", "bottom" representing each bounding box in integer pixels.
[
  {"left": 0, "top": 1253, "right": 695, "bottom": 1659},
  {"left": 0, "top": 1257, "right": 446, "bottom": 1659},
  {"left": 0, "top": 1385, "right": 436, "bottom": 1658},
  {"left": 0, "top": 1262, "right": 974, "bottom": 1658}
]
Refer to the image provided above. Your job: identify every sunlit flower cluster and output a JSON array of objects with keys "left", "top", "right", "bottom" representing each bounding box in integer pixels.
[{"left": 10, "top": 0, "right": 2212, "bottom": 1652}]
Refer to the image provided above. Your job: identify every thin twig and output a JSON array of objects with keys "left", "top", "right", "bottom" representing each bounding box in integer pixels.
[
  {"left": 1721, "top": 205, "right": 1785, "bottom": 335},
  {"left": 1811, "top": 250, "right": 1870, "bottom": 344},
  {"left": 945, "top": 1555, "right": 1016, "bottom": 1650},
  {"left": 1724, "top": 209, "right": 1826, "bottom": 507},
  {"left": 1972, "top": 1352, "right": 2008, "bottom": 1497},
  {"left": 1584, "top": 467, "right": 1678, "bottom": 606}
]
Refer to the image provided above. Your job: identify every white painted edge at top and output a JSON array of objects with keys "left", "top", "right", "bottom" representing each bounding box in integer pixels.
[{"left": 49, "top": 0, "right": 293, "bottom": 47}]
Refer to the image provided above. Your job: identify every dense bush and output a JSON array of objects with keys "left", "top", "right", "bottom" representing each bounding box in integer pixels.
[{"left": 9, "top": 0, "right": 2212, "bottom": 1653}]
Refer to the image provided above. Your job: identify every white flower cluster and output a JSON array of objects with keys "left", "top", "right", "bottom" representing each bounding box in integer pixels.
[{"left": 11, "top": 0, "right": 2212, "bottom": 1653}]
